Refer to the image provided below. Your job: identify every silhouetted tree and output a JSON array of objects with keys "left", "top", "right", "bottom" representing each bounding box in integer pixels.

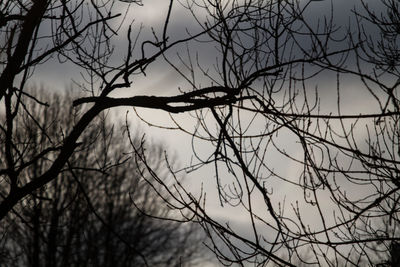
[{"left": 1, "top": 0, "right": 400, "bottom": 266}]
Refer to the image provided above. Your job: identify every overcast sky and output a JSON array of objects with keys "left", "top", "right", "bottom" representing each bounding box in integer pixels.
[
  {"left": 29, "top": 1, "right": 393, "bottom": 264},
  {"left": 33, "top": 0, "right": 381, "bottom": 90}
]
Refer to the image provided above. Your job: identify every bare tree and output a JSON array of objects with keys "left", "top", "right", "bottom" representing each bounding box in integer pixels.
[
  {"left": 0, "top": 89, "right": 207, "bottom": 267},
  {"left": 1, "top": 0, "right": 400, "bottom": 266},
  {"left": 128, "top": 0, "right": 400, "bottom": 266}
]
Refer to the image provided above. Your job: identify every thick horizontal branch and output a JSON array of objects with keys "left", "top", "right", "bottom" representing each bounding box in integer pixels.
[
  {"left": 75, "top": 95, "right": 238, "bottom": 113},
  {"left": 74, "top": 86, "right": 244, "bottom": 113}
]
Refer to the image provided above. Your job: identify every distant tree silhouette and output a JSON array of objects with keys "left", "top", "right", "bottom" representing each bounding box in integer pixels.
[{"left": 0, "top": 90, "right": 207, "bottom": 266}]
